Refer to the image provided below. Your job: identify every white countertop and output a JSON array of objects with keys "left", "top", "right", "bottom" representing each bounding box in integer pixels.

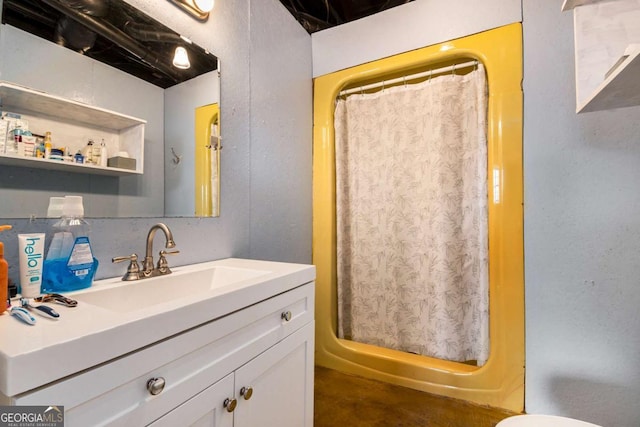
[{"left": 0, "top": 258, "right": 315, "bottom": 397}]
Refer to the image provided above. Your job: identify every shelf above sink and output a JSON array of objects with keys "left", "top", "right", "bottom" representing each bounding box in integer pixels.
[
  {"left": 0, "top": 81, "right": 146, "bottom": 175},
  {"left": 0, "top": 154, "right": 141, "bottom": 176},
  {"left": 0, "top": 81, "right": 144, "bottom": 129}
]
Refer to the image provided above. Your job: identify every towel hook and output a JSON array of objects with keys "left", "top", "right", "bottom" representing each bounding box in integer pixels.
[{"left": 170, "top": 147, "right": 182, "bottom": 165}]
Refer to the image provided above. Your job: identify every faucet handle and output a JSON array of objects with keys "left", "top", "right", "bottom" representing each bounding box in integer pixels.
[
  {"left": 157, "top": 250, "right": 179, "bottom": 275},
  {"left": 112, "top": 253, "right": 141, "bottom": 281}
]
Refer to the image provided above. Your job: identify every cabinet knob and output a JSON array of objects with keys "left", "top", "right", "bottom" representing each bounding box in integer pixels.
[
  {"left": 281, "top": 311, "right": 292, "bottom": 322},
  {"left": 146, "top": 377, "right": 166, "bottom": 395},
  {"left": 240, "top": 386, "right": 253, "bottom": 400},
  {"left": 224, "top": 398, "right": 237, "bottom": 413}
]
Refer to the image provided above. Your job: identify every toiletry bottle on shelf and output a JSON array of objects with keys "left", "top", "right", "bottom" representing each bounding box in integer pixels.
[
  {"left": 83, "top": 139, "right": 94, "bottom": 164},
  {"left": 44, "top": 132, "right": 52, "bottom": 159},
  {"left": 42, "top": 196, "right": 98, "bottom": 293},
  {"left": 0, "top": 225, "right": 11, "bottom": 313},
  {"left": 64, "top": 146, "right": 73, "bottom": 162},
  {"left": 74, "top": 151, "right": 84, "bottom": 164},
  {"left": 92, "top": 141, "right": 102, "bottom": 166},
  {"left": 98, "top": 139, "right": 108, "bottom": 167},
  {"left": 35, "top": 136, "right": 45, "bottom": 158},
  {"left": 13, "top": 123, "right": 22, "bottom": 156}
]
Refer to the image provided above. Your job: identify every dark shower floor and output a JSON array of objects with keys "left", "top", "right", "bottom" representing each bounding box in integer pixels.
[{"left": 314, "top": 366, "right": 518, "bottom": 427}]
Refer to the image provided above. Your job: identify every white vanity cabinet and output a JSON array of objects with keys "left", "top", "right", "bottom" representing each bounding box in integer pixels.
[
  {"left": 232, "top": 324, "right": 313, "bottom": 427},
  {"left": 149, "top": 373, "right": 235, "bottom": 427},
  {"left": 6, "top": 280, "right": 315, "bottom": 427},
  {"left": 152, "top": 324, "right": 314, "bottom": 427}
]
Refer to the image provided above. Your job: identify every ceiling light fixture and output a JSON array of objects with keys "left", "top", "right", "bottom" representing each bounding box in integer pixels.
[
  {"left": 167, "top": 0, "right": 214, "bottom": 21},
  {"left": 173, "top": 46, "right": 191, "bottom": 69}
]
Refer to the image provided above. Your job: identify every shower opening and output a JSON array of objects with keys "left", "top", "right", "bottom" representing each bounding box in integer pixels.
[
  {"left": 313, "top": 23, "right": 524, "bottom": 411},
  {"left": 334, "top": 61, "right": 489, "bottom": 367}
]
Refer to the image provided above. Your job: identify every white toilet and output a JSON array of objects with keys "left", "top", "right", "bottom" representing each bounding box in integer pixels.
[{"left": 497, "top": 415, "right": 602, "bottom": 427}]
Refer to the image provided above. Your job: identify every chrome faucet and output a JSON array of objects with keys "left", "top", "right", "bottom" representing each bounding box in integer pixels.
[{"left": 142, "top": 223, "right": 179, "bottom": 277}]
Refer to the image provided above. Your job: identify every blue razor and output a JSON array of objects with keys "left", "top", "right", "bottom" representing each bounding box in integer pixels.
[{"left": 20, "top": 298, "right": 60, "bottom": 320}]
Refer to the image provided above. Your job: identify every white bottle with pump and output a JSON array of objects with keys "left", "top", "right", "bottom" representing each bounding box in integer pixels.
[{"left": 42, "top": 196, "right": 98, "bottom": 293}]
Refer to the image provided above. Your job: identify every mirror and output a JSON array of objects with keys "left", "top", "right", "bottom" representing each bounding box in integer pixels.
[
  {"left": 0, "top": 0, "right": 220, "bottom": 218},
  {"left": 164, "top": 72, "right": 220, "bottom": 217}
]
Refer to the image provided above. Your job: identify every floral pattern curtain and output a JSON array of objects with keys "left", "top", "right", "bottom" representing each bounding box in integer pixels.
[{"left": 335, "top": 64, "right": 489, "bottom": 365}]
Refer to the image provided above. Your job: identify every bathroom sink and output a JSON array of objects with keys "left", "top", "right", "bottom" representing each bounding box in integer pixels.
[{"left": 74, "top": 266, "right": 270, "bottom": 313}]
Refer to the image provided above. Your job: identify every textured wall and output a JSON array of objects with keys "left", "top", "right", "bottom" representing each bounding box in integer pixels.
[
  {"left": 1, "top": 0, "right": 312, "bottom": 284},
  {"left": 523, "top": 2, "right": 640, "bottom": 426},
  {"left": 248, "top": 0, "right": 313, "bottom": 262}
]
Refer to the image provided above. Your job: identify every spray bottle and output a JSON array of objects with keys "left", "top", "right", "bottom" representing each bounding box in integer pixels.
[
  {"left": 0, "top": 225, "right": 12, "bottom": 313},
  {"left": 42, "top": 196, "right": 98, "bottom": 293}
]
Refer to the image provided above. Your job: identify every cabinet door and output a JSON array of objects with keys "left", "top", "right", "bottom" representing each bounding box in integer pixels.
[
  {"left": 148, "top": 373, "right": 234, "bottom": 427},
  {"left": 234, "top": 322, "right": 314, "bottom": 427}
]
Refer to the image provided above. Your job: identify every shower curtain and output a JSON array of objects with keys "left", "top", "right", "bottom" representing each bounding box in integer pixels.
[{"left": 334, "top": 64, "right": 489, "bottom": 366}]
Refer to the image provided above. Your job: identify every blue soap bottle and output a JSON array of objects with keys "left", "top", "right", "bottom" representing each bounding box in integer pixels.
[{"left": 42, "top": 196, "right": 98, "bottom": 293}]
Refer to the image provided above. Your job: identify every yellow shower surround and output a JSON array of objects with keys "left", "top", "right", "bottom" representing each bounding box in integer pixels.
[
  {"left": 312, "top": 23, "right": 524, "bottom": 411},
  {"left": 194, "top": 103, "right": 220, "bottom": 217}
]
